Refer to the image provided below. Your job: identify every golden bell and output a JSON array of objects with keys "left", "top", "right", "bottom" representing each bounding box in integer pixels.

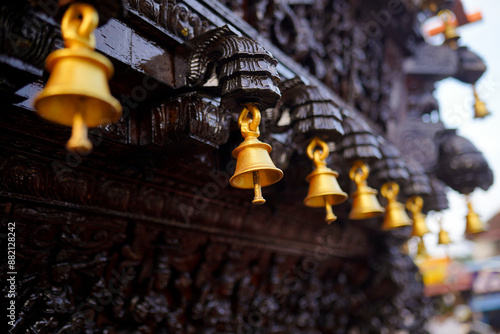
[
  {"left": 230, "top": 105, "right": 283, "bottom": 205},
  {"left": 465, "top": 197, "right": 486, "bottom": 235},
  {"left": 416, "top": 236, "right": 429, "bottom": 260},
  {"left": 304, "top": 138, "right": 348, "bottom": 224},
  {"left": 406, "top": 196, "right": 430, "bottom": 237},
  {"left": 440, "top": 10, "right": 460, "bottom": 49},
  {"left": 473, "top": 85, "right": 491, "bottom": 119},
  {"left": 348, "top": 161, "right": 384, "bottom": 220},
  {"left": 381, "top": 182, "right": 411, "bottom": 230},
  {"left": 438, "top": 228, "right": 452, "bottom": 245},
  {"left": 33, "top": 3, "right": 122, "bottom": 153}
]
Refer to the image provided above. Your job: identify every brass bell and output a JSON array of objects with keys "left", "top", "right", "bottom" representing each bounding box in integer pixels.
[
  {"left": 440, "top": 10, "right": 460, "bottom": 49},
  {"left": 465, "top": 196, "right": 486, "bottom": 235},
  {"left": 406, "top": 196, "right": 430, "bottom": 237},
  {"left": 230, "top": 104, "right": 283, "bottom": 205},
  {"left": 416, "top": 236, "right": 429, "bottom": 260},
  {"left": 473, "top": 85, "right": 491, "bottom": 119},
  {"left": 348, "top": 161, "right": 384, "bottom": 220},
  {"left": 33, "top": 3, "right": 122, "bottom": 153},
  {"left": 304, "top": 138, "right": 348, "bottom": 224},
  {"left": 438, "top": 228, "right": 452, "bottom": 245},
  {"left": 381, "top": 182, "right": 411, "bottom": 230}
]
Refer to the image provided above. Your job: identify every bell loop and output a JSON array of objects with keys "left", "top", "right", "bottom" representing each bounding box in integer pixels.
[
  {"left": 406, "top": 196, "right": 424, "bottom": 213},
  {"left": 238, "top": 104, "right": 261, "bottom": 138},
  {"left": 349, "top": 161, "right": 369, "bottom": 185},
  {"left": 61, "top": 3, "right": 98, "bottom": 50},
  {"left": 381, "top": 182, "right": 399, "bottom": 202},
  {"left": 306, "top": 137, "right": 329, "bottom": 165}
]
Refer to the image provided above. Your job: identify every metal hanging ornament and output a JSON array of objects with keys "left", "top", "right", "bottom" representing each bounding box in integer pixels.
[
  {"left": 33, "top": 3, "right": 122, "bottom": 152},
  {"left": 304, "top": 138, "right": 348, "bottom": 224},
  {"left": 348, "top": 161, "right": 384, "bottom": 220},
  {"left": 230, "top": 104, "right": 283, "bottom": 205},
  {"left": 437, "top": 216, "right": 452, "bottom": 245},
  {"left": 406, "top": 196, "right": 430, "bottom": 238},
  {"left": 473, "top": 84, "right": 491, "bottom": 119},
  {"left": 381, "top": 182, "right": 411, "bottom": 230},
  {"left": 465, "top": 195, "right": 486, "bottom": 235},
  {"left": 440, "top": 10, "right": 460, "bottom": 50}
]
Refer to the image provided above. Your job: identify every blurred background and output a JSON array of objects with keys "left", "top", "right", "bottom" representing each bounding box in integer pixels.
[{"left": 418, "top": 1, "right": 500, "bottom": 331}]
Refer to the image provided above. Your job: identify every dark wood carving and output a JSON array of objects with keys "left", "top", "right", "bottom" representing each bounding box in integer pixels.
[
  {"left": 277, "top": 77, "right": 344, "bottom": 147},
  {"left": 179, "top": 25, "right": 281, "bottom": 112},
  {"left": 0, "top": 0, "right": 439, "bottom": 333}
]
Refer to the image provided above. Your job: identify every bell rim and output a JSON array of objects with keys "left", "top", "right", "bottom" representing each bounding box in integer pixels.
[
  {"left": 303, "top": 192, "right": 348, "bottom": 207},
  {"left": 45, "top": 48, "right": 114, "bottom": 78},
  {"left": 229, "top": 167, "right": 284, "bottom": 189},
  {"left": 34, "top": 90, "right": 122, "bottom": 127},
  {"left": 349, "top": 209, "right": 385, "bottom": 220}
]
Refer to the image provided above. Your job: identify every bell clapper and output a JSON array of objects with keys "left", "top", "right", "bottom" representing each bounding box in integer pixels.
[
  {"left": 324, "top": 200, "right": 337, "bottom": 224},
  {"left": 252, "top": 170, "right": 266, "bottom": 205},
  {"left": 66, "top": 106, "right": 92, "bottom": 153}
]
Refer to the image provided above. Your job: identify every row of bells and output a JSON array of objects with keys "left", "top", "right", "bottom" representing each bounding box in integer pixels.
[{"left": 33, "top": 4, "right": 487, "bottom": 238}]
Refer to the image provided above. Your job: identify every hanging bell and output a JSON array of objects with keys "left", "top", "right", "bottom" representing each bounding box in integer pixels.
[
  {"left": 440, "top": 10, "right": 460, "bottom": 49},
  {"left": 473, "top": 85, "right": 491, "bottom": 119},
  {"left": 381, "top": 182, "right": 411, "bottom": 230},
  {"left": 348, "top": 161, "right": 384, "bottom": 220},
  {"left": 406, "top": 196, "right": 430, "bottom": 237},
  {"left": 33, "top": 3, "right": 122, "bottom": 153},
  {"left": 438, "top": 228, "right": 452, "bottom": 245},
  {"left": 230, "top": 104, "right": 283, "bottom": 205},
  {"left": 416, "top": 236, "right": 429, "bottom": 260},
  {"left": 304, "top": 138, "right": 348, "bottom": 223},
  {"left": 465, "top": 196, "right": 486, "bottom": 235}
]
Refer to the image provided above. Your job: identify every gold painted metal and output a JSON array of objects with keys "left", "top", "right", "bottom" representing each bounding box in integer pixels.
[
  {"left": 380, "top": 182, "right": 411, "bottom": 230},
  {"left": 473, "top": 85, "right": 491, "bottom": 119},
  {"left": 416, "top": 236, "right": 429, "bottom": 260},
  {"left": 465, "top": 196, "right": 486, "bottom": 235},
  {"left": 440, "top": 10, "right": 460, "bottom": 49},
  {"left": 33, "top": 3, "right": 122, "bottom": 152},
  {"left": 348, "top": 161, "right": 384, "bottom": 220},
  {"left": 230, "top": 104, "right": 283, "bottom": 205},
  {"left": 304, "top": 138, "right": 348, "bottom": 224},
  {"left": 438, "top": 228, "right": 451, "bottom": 245},
  {"left": 406, "top": 196, "right": 430, "bottom": 237}
]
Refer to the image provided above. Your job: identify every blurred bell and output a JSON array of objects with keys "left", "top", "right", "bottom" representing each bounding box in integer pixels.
[
  {"left": 230, "top": 105, "right": 283, "bottom": 205},
  {"left": 440, "top": 10, "right": 460, "bottom": 49},
  {"left": 465, "top": 197, "right": 486, "bottom": 235},
  {"left": 381, "top": 182, "right": 411, "bottom": 230},
  {"left": 416, "top": 237, "right": 429, "bottom": 259},
  {"left": 406, "top": 196, "right": 430, "bottom": 237},
  {"left": 438, "top": 228, "right": 452, "bottom": 245},
  {"left": 473, "top": 85, "right": 491, "bottom": 119},
  {"left": 348, "top": 161, "right": 384, "bottom": 220},
  {"left": 33, "top": 3, "right": 122, "bottom": 152},
  {"left": 304, "top": 138, "right": 347, "bottom": 223}
]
